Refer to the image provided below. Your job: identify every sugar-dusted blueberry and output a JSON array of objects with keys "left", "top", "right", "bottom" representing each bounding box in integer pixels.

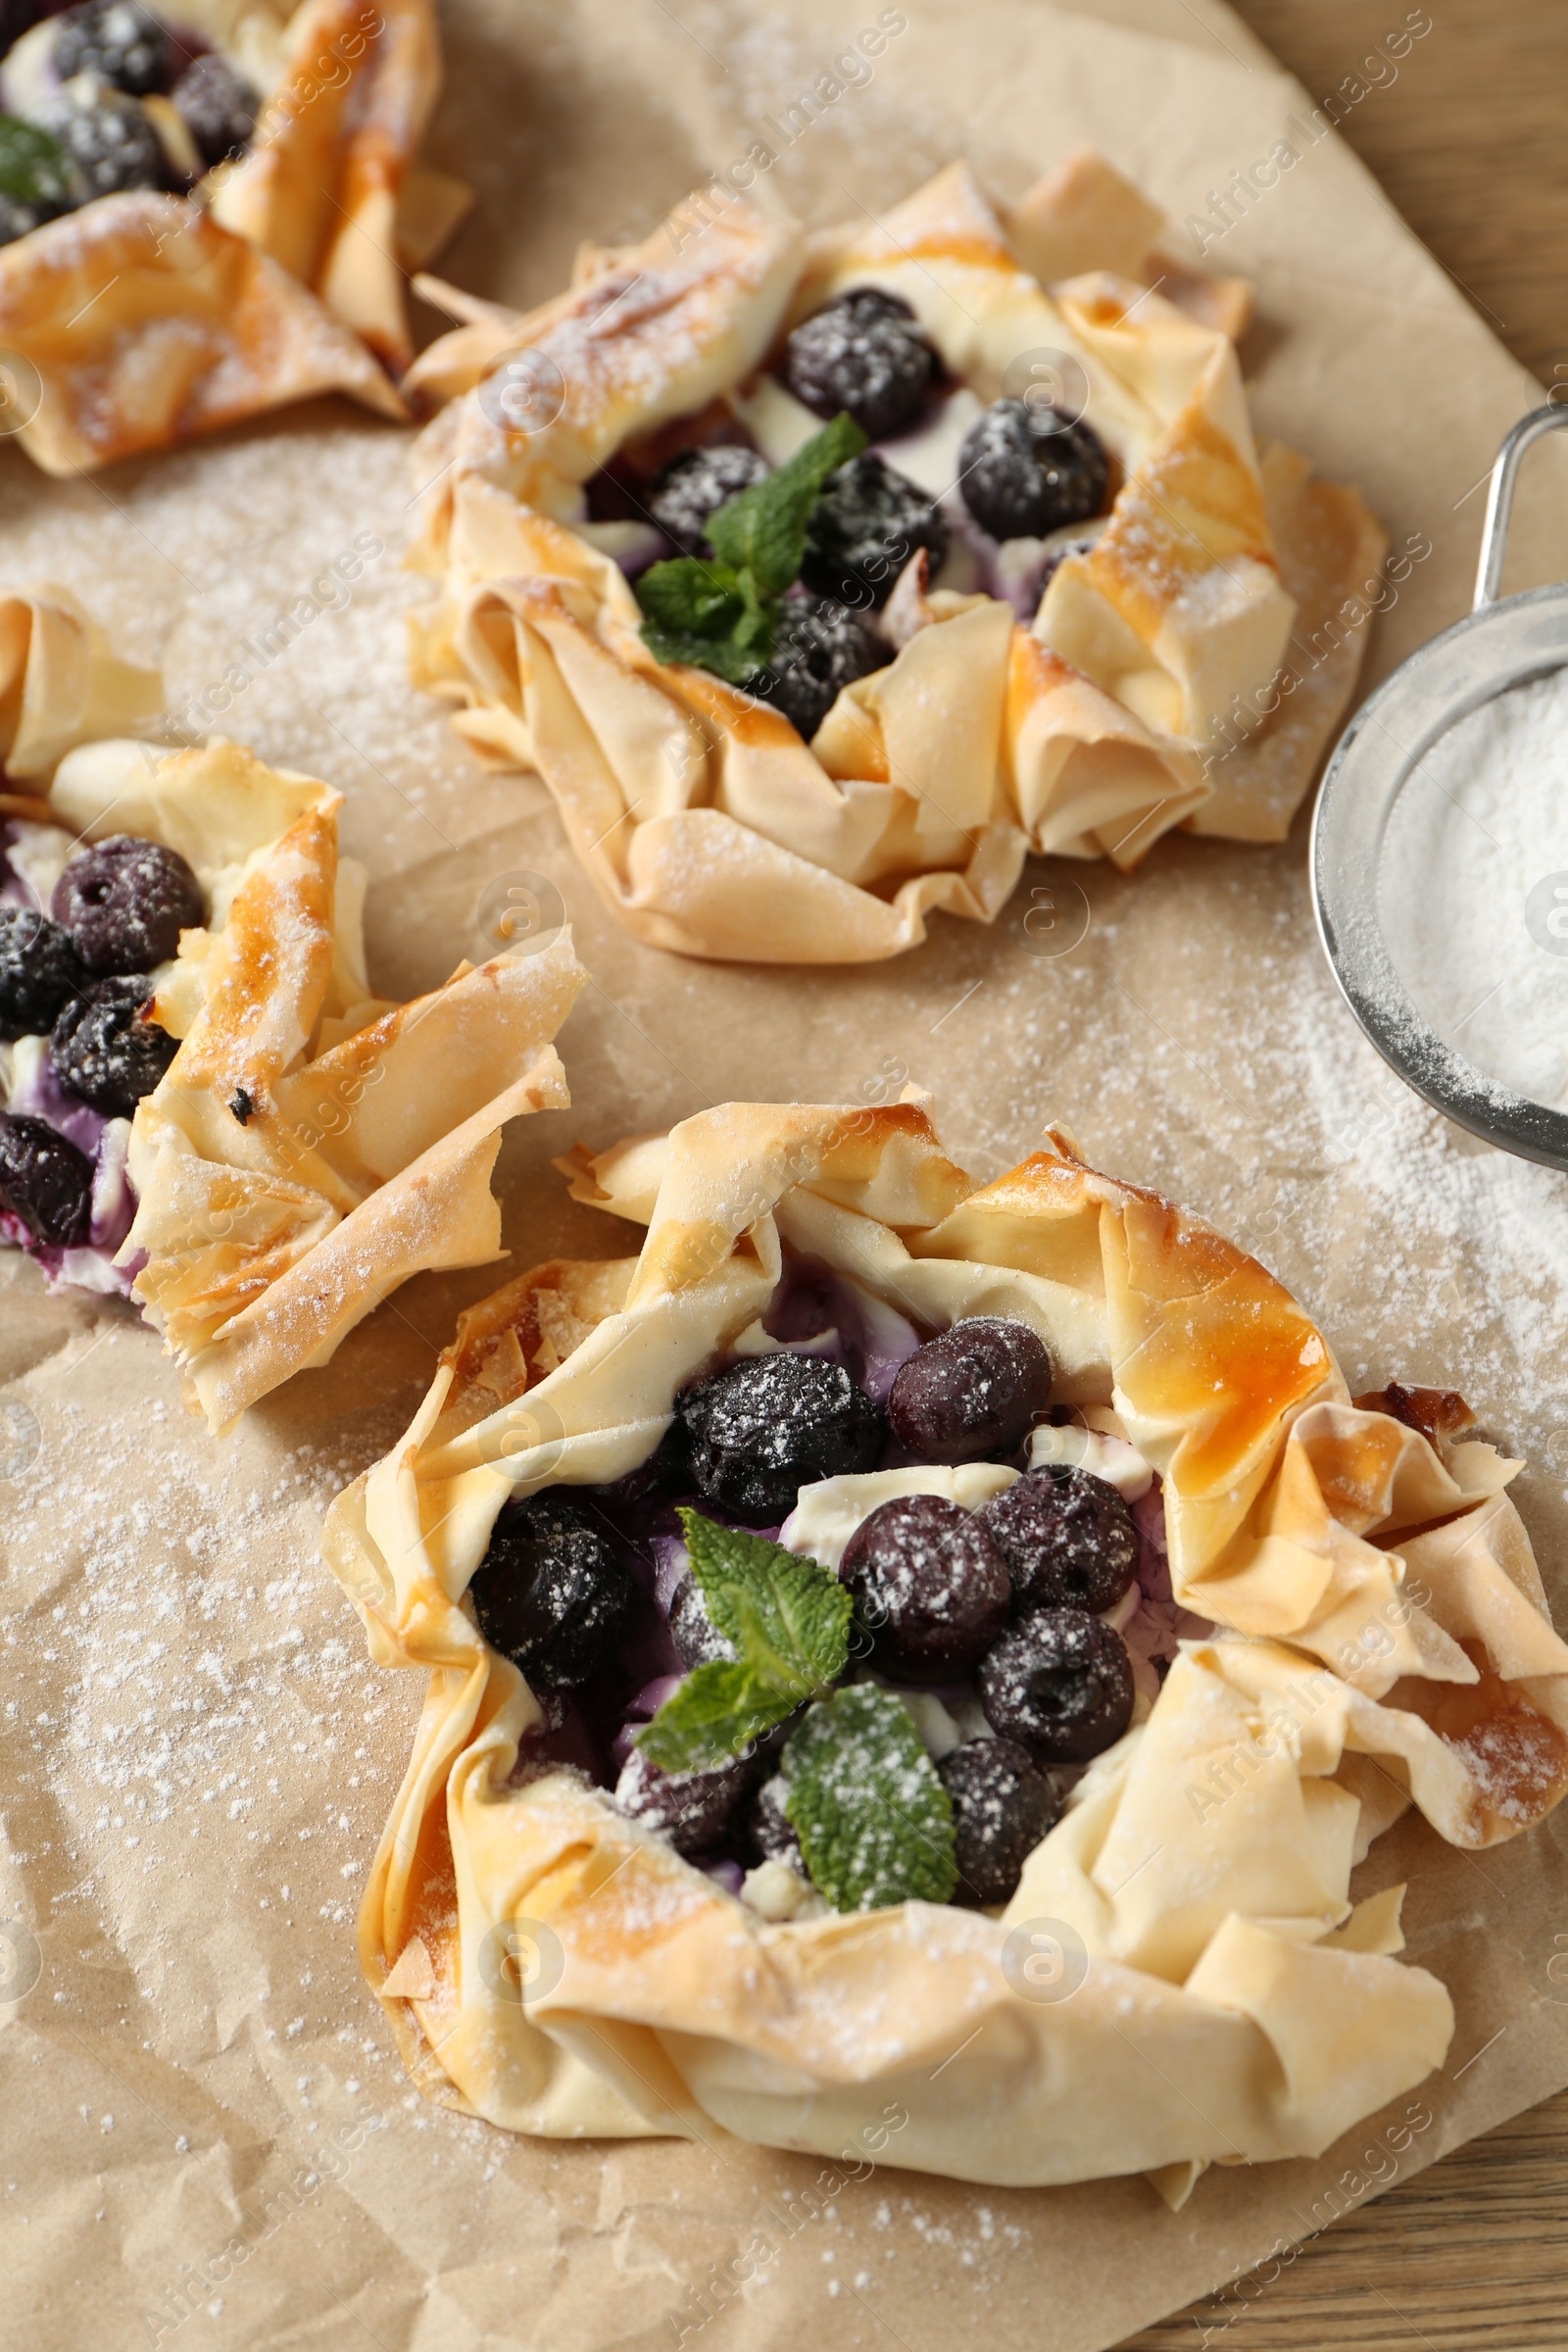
[
  {"left": 939, "top": 1736, "right": 1058, "bottom": 1904},
  {"left": 800, "top": 454, "right": 949, "bottom": 611},
  {"left": 957, "top": 399, "right": 1109, "bottom": 542},
  {"left": 646, "top": 442, "right": 769, "bottom": 554},
  {"left": 784, "top": 287, "right": 939, "bottom": 442},
  {"left": 0, "top": 904, "right": 87, "bottom": 1041},
  {"left": 888, "top": 1317, "right": 1054, "bottom": 1465},
  {"left": 977, "top": 1607, "right": 1134, "bottom": 1762},
  {"left": 54, "top": 0, "right": 172, "bottom": 95},
  {"left": 52, "top": 835, "right": 203, "bottom": 978},
  {"left": 840, "top": 1493, "right": 1010, "bottom": 1682},
  {"left": 668, "top": 1570, "right": 737, "bottom": 1670},
  {"left": 49, "top": 974, "right": 175, "bottom": 1116},
  {"left": 677, "top": 1352, "right": 885, "bottom": 1526},
  {"left": 467, "top": 1493, "right": 633, "bottom": 1691},
  {"left": 36, "top": 84, "right": 166, "bottom": 196},
  {"left": 613, "top": 1742, "right": 759, "bottom": 1857},
  {"left": 0, "top": 1109, "right": 93, "bottom": 1247},
  {"left": 977, "top": 1464, "right": 1139, "bottom": 1616},
  {"left": 749, "top": 592, "right": 891, "bottom": 740},
  {"left": 172, "top": 50, "right": 259, "bottom": 166},
  {"left": 748, "top": 1771, "right": 805, "bottom": 1872}
]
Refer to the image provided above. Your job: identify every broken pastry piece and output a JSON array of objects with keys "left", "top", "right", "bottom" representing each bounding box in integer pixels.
[
  {"left": 1, "top": 729, "right": 586, "bottom": 1430},
  {"left": 405, "top": 156, "right": 1381, "bottom": 962},
  {"left": 325, "top": 1102, "right": 1567, "bottom": 2191}
]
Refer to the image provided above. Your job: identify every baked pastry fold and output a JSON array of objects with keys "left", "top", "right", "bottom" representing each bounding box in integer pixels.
[
  {"left": 0, "top": 582, "right": 164, "bottom": 784},
  {"left": 209, "top": 0, "right": 454, "bottom": 373},
  {"left": 0, "top": 0, "right": 458, "bottom": 469},
  {"left": 39, "top": 733, "right": 586, "bottom": 1428},
  {"left": 0, "top": 193, "right": 406, "bottom": 475},
  {"left": 324, "top": 1102, "right": 1567, "bottom": 2187},
  {"left": 406, "top": 160, "right": 1385, "bottom": 963}
]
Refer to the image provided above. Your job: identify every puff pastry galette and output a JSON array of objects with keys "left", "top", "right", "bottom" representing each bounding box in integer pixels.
[
  {"left": 0, "top": 0, "right": 464, "bottom": 467},
  {"left": 1, "top": 687, "right": 586, "bottom": 1427},
  {"left": 325, "top": 1101, "right": 1568, "bottom": 2195},
  {"left": 406, "top": 153, "right": 1385, "bottom": 962}
]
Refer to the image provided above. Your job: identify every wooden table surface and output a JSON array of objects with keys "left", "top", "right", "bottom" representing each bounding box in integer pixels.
[
  {"left": 1227, "top": 0, "right": 1568, "bottom": 385},
  {"left": 1117, "top": 10, "right": 1567, "bottom": 2341}
]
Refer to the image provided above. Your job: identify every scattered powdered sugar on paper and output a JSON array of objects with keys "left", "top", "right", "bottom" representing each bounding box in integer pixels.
[
  {"left": 0, "top": 14, "right": 1565, "bottom": 2327},
  {"left": 1380, "top": 665, "right": 1568, "bottom": 1106},
  {"left": 1, "top": 1352, "right": 414, "bottom": 1935}
]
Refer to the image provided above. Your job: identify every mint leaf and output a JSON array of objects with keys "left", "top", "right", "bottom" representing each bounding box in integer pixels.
[
  {"left": 707, "top": 413, "right": 867, "bottom": 596},
  {"left": 634, "top": 554, "right": 746, "bottom": 637},
  {"left": 634, "top": 556, "right": 771, "bottom": 683},
  {"left": 637, "top": 620, "right": 763, "bottom": 686},
  {"left": 635, "top": 414, "right": 868, "bottom": 687},
  {"left": 0, "top": 117, "right": 74, "bottom": 210},
  {"left": 680, "top": 1508, "right": 852, "bottom": 1697},
  {"left": 635, "top": 1511, "right": 852, "bottom": 1773},
  {"left": 636, "top": 1659, "right": 795, "bottom": 1774},
  {"left": 784, "top": 1686, "right": 957, "bottom": 1913}
]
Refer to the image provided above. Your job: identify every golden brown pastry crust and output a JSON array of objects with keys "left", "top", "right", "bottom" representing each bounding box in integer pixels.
[
  {"left": 41, "top": 733, "right": 587, "bottom": 1429},
  {"left": 405, "top": 160, "right": 1383, "bottom": 962},
  {"left": 0, "top": 0, "right": 454, "bottom": 468},
  {"left": 323, "top": 1103, "right": 1568, "bottom": 2187},
  {"left": 0, "top": 582, "right": 163, "bottom": 783},
  {"left": 0, "top": 194, "right": 406, "bottom": 475},
  {"left": 210, "top": 0, "right": 448, "bottom": 373},
  {"left": 1004, "top": 148, "right": 1254, "bottom": 342}
]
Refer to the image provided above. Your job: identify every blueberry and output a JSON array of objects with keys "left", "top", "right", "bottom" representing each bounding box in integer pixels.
[
  {"left": 749, "top": 1771, "right": 805, "bottom": 1871},
  {"left": 52, "top": 836, "right": 203, "bottom": 978},
  {"left": 749, "top": 592, "right": 891, "bottom": 741},
  {"left": 677, "top": 1352, "right": 885, "bottom": 1526},
  {"left": 49, "top": 975, "right": 175, "bottom": 1116},
  {"left": 939, "top": 1736, "right": 1058, "bottom": 1904},
  {"left": 171, "top": 51, "right": 258, "bottom": 168},
  {"left": 840, "top": 1493, "right": 1010, "bottom": 1681},
  {"left": 668, "top": 1569, "right": 737, "bottom": 1670},
  {"left": 977, "top": 1608, "right": 1134, "bottom": 1762},
  {"left": 888, "top": 1318, "right": 1054, "bottom": 1466},
  {"left": 613, "top": 1742, "right": 758, "bottom": 1857},
  {"left": 784, "top": 287, "right": 939, "bottom": 442},
  {"left": 956, "top": 399, "right": 1109, "bottom": 543},
  {"left": 646, "top": 443, "right": 769, "bottom": 555},
  {"left": 0, "top": 1109, "right": 93, "bottom": 1247},
  {"left": 978, "top": 1466, "right": 1139, "bottom": 1617},
  {"left": 35, "top": 83, "right": 165, "bottom": 198},
  {"left": 467, "top": 1493, "right": 633, "bottom": 1691},
  {"left": 54, "top": 1, "right": 172, "bottom": 96},
  {"left": 580, "top": 1419, "right": 691, "bottom": 1521},
  {"left": 800, "top": 454, "right": 949, "bottom": 611},
  {"left": 0, "top": 904, "right": 87, "bottom": 1041}
]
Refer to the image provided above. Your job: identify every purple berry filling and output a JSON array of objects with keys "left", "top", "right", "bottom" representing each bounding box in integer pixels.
[
  {"left": 0, "top": 818, "right": 180, "bottom": 1295},
  {"left": 481, "top": 1247, "right": 1213, "bottom": 1902}
]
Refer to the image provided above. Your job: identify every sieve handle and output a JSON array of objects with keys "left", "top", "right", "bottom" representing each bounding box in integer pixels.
[{"left": 1474, "top": 401, "right": 1568, "bottom": 610}]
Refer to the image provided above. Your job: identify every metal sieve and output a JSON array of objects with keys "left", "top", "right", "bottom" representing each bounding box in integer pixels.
[{"left": 1311, "top": 402, "right": 1568, "bottom": 1171}]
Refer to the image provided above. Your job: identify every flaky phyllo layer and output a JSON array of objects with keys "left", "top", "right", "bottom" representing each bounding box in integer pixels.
[
  {"left": 0, "top": 0, "right": 466, "bottom": 471},
  {"left": 405, "top": 153, "right": 1386, "bottom": 961},
  {"left": 32, "top": 732, "right": 586, "bottom": 1428},
  {"left": 324, "top": 1101, "right": 1568, "bottom": 2196}
]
